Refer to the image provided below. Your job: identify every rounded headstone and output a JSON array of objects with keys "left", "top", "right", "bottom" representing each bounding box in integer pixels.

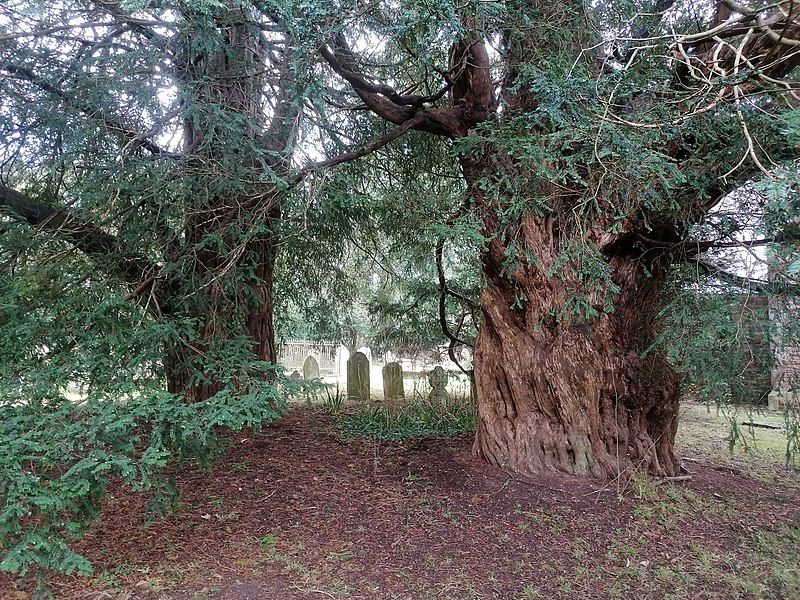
[
  {"left": 383, "top": 361, "right": 405, "bottom": 401},
  {"left": 302, "top": 355, "right": 320, "bottom": 380}
]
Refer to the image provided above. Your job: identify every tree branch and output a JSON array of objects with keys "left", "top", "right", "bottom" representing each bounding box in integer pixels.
[
  {"left": 692, "top": 255, "right": 800, "bottom": 293},
  {"left": 0, "top": 183, "right": 161, "bottom": 292},
  {"left": 319, "top": 32, "right": 470, "bottom": 137},
  {"left": 320, "top": 34, "right": 417, "bottom": 125},
  {"left": 293, "top": 116, "right": 426, "bottom": 181},
  {"left": 637, "top": 233, "right": 778, "bottom": 252},
  {"left": 435, "top": 238, "right": 474, "bottom": 374},
  {"left": 679, "top": 0, "right": 800, "bottom": 81},
  {"left": 3, "top": 63, "right": 180, "bottom": 158},
  {"left": 87, "top": 1, "right": 172, "bottom": 50},
  {"left": 435, "top": 238, "right": 474, "bottom": 378}
]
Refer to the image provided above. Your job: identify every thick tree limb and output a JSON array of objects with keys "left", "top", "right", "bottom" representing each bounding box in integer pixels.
[
  {"left": 0, "top": 183, "right": 160, "bottom": 289},
  {"left": 321, "top": 35, "right": 450, "bottom": 108},
  {"left": 679, "top": 0, "right": 800, "bottom": 81},
  {"left": 319, "top": 31, "right": 489, "bottom": 137},
  {"left": 637, "top": 233, "right": 778, "bottom": 252},
  {"left": 320, "top": 34, "right": 417, "bottom": 126}
]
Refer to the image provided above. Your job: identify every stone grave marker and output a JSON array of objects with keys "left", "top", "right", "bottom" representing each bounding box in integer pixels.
[
  {"left": 383, "top": 361, "right": 405, "bottom": 401},
  {"left": 302, "top": 355, "right": 320, "bottom": 381},
  {"left": 427, "top": 366, "right": 449, "bottom": 404},
  {"left": 289, "top": 370, "right": 302, "bottom": 381},
  {"left": 347, "top": 351, "right": 370, "bottom": 401}
]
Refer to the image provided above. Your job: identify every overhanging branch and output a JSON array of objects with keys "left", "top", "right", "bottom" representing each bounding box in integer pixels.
[
  {"left": 3, "top": 63, "right": 180, "bottom": 158},
  {"left": 293, "top": 116, "right": 426, "bottom": 182},
  {"left": 318, "top": 31, "right": 474, "bottom": 137},
  {"left": 692, "top": 256, "right": 800, "bottom": 293},
  {"left": 0, "top": 183, "right": 162, "bottom": 295}
]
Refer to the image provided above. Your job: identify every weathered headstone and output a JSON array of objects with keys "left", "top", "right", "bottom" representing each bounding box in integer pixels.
[
  {"left": 302, "top": 355, "right": 320, "bottom": 381},
  {"left": 383, "top": 361, "right": 405, "bottom": 401},
  {"left": 427, "top": 366, "right": 449, "bottom": 405},
  {"left": 289, "top": 370, "right": 302, "bottom": 381},
  {"left": 347, "top": 351, "right": 370, "bottom": 401}
]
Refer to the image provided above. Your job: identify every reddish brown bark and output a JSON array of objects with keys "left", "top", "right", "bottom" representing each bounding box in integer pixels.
[
  {"left": 470, "top": 228, "right": 681, "bottom": 478},
  {"left": 457, "top": 139, "right": 684, "bottom": 479},
  {"left": 163, "top": 7, "right": 292, "bottom": 402}
]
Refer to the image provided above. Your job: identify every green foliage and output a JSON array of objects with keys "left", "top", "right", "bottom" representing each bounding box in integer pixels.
[
  {"left": 322, "top": 385, "right": 345, "bottom": 415},
  {"left": 0, "top": 256, "right": 294, "bottom": 581},
  {"left": 277, "top": 130, "right": 480, "bottom": 352},
  {"left": 337, "top": 395, "right": 476, "bottom": 441},
  {"left": 658, "top": 286, "right": 774, "bottom": 405},
  {"left": 2, "top": 0, "right": 800, "bottom": 587},
  {"left": 0, "top": 382, "right": 286, "bottom": 580}
]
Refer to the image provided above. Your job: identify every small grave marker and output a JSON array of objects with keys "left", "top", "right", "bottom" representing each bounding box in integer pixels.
[
  {"left": 427, "top": 366, "right": 449, "bottom": 404},
  {"left": 302, "top": 355, "right": 320, "bottom": 380}
]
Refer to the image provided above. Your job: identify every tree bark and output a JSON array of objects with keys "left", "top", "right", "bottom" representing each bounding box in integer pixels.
[
  {"left": 459, "top": 147, "right": 683, "bottom": 478},
  {"left": 163, "top": 5, "right": 292, "bottom": 402},
  {"left": 470, "top": 223, "right": 682, "bottom": 478}
]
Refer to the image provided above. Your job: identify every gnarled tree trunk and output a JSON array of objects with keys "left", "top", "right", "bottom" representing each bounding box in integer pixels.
[
  {"left": 456, "top": 4, "right": 683, "bottom": 479},
  {"left": 469, "top": 214, "right": 681, "bottom": 478}
]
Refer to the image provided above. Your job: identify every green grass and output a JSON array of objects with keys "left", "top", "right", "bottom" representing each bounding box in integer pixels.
[
  {"left": 336, "top": 396, "right": 476, "bottom": 441},
  {"left": 258, "top": 534, "right": 280, "bottom": 548},
  {"left": 322, "top": 385, "right": 345, "bottom": 415},
  {"left": 676, "top": 402, "right": 800, "bottom": 474}
]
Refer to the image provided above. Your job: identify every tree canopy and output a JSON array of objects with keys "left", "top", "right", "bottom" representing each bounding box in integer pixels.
[{"left": 1, "top": 0, "right": 799, "bottom": 584}]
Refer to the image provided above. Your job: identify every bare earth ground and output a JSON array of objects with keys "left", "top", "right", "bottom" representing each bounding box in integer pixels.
[{"left": 1, "top": 401, "right": 799, "bottom": 600}]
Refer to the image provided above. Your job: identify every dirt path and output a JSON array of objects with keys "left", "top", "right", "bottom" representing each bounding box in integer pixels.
[{"left": 2, "top": 408, "right": 799, "bottom": 599}]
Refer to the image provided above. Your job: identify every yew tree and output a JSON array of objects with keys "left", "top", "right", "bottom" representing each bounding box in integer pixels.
[
  {"left": 305, "top": 0, "right": 800, "bottom": 478},
  {"left": 0, "top": 0, "right": 314, "bottom": 402}
]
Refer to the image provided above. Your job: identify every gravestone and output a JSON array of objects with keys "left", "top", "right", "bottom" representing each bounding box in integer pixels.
[
  {"left": 347, "top": 351, "right": 370, "bottom": 402},
  {"left": 383, "top": 361, "right": 405, "bottom": 401},
  {"left": 302, "top": 355, "right": 320, "bottom": 381},
  {"left": 427, "top": 366, "right": 449, "bottom": 405},
  {"left": 289, "top": 370, "right": 302, "bottom": 381}
]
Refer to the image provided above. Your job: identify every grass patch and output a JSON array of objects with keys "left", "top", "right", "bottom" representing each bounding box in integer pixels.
[
  {"left": 322, "top": 385, "right": 346, "bottom": 415},
  {"left": 587, "top": 524, "right": 800, "bottom": 599},
  {"left": 677, "top": 402, "right": 799, "bottom": 473},
  {"left": 337, "top": 396, "right": 476, "bottom": 441},
  {"left": 258, "top": 534, "right": 280, "bottom": 548}
]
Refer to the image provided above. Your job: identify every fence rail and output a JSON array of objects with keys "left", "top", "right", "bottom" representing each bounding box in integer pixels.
[{"left": 277, "top": 340, "right": 340, "bottom": 375}]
